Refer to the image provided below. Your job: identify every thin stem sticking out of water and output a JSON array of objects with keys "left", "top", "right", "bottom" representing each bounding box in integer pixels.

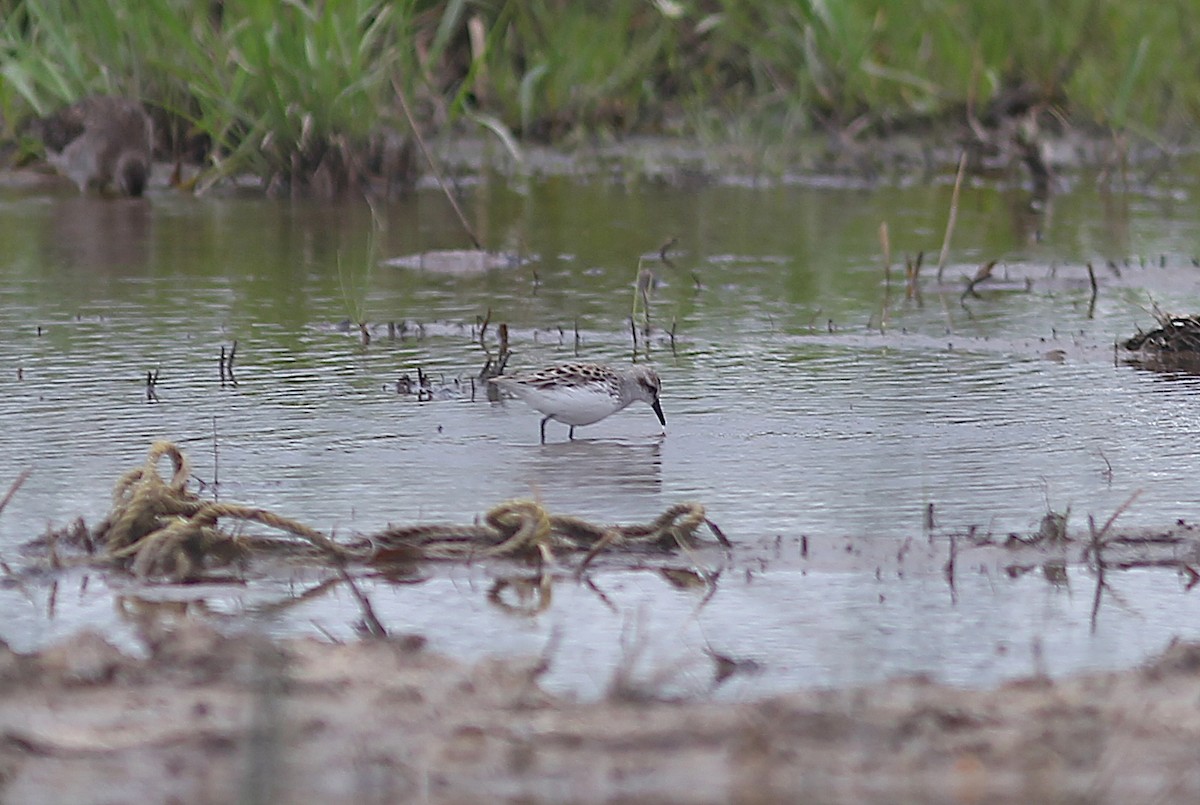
[
  {"left": 633, "top": 258, "right": 654, "bottom": 337},
  {"left": 478, "top": 307, "right": 491, "bottom": 346},
  {"left": 211, "top": 416, "right": 220, "bottom": 502},
  {"left": 943, "top": 532, "right": 957, "bottom": 604},
  {"left": 1093, "top": 489, "right": 1142, "bottom": 544},
  {"left": 936, "top": 152, "right": 968, "bottom": 284},
  {"left": 960, "top": 259, "right": 998, "bottom": 303},
  {"left": 905, "top": 251, "right": 924, "bottom": 304},
  {"left": 1096, "top": 448, "right": 1113, "bottom": 484},
  {"left": 0, "top": 469, "right": 30, "bottom": 519},
  {"left": 391, "top": 76, "right": 482, "bottom": 251},
  {"left": 878, "top": 221, "right": 891, "bottom": 333},
  {"left": 145, "top": 368, "right": 159, "bottom": 403},
  {"left": 339, "top": 565, "right": 387, "bottom": 638},
  {"left": 336, "top": 236, "right": 376, "bottom": 347},
  {"left": 1086, "top": 262, "right": 1099, "bottom": 318},
  {"left": 477, "top": 340, "right": 511, "bottom": 402},
  {"left": 219, "top": 340, "right": 238, "bottom": 385},
  {"left": 1088, "top": 515, "right": 1106, "bottom": 634},
  {"left": 1086, "top": 488, "right": 1143, "bottom": 633},
  {"left": 658, "top": 236, "right": 678, "bottom": 269}
]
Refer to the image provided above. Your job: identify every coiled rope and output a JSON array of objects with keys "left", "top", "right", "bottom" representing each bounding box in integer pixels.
[{"left": 84, "top": 441, "right": 727, "bottom": 582}]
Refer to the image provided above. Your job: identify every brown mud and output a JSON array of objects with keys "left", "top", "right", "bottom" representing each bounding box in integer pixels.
[
  {"left": 3, "top": 620, "right": 1200, "bottom": 804},
  {"left": 5, "top": 119, "right": 1183, "bottom": 199}
]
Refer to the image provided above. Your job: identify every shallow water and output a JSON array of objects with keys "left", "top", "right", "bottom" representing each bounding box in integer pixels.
[{"left": 3, "top": 167, "right": 1200, "bottom": 698}]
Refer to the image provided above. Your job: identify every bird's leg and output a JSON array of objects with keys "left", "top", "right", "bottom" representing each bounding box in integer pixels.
[
  {"left": 540, "top": 416, "right": 550, "bottom": 444},
  {"left": 569, "top": 425, "right": 576, "bottom": 440}
]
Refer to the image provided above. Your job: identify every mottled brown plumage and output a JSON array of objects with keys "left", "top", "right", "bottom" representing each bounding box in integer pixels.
[{"left": 35, "top": 96, "right": 153, "bottom": 197}]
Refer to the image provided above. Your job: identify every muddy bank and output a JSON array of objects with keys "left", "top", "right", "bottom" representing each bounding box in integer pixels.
[
  {"left": 2, "top": 623, "right": 1198, "bottom": 804},
  {"left": 5, "top": 123, "right": 1185, "bottom": 199}
]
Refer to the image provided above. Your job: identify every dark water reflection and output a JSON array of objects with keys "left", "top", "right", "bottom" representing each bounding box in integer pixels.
[
  {"left": 4, "top": 169, "right": 1200, "bottom": 697},
  {"left": 42, "top": 196, "right": 153, "bottom": 270}
]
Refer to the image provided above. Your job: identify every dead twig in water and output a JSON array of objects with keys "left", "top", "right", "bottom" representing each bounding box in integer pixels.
[
  {"left": 960, "top": 260, "right": 998, "bottom": 302},
  {"left": 1096, "top": 447, "right": 1113, "bottom": 483},
  {"left": 1184, "top": 565, "right": 1200, "bottom": 591},
  {"left": 478, "top": 348, "right": 511, "bottom": 402},
  {"left": 658, "top": 236, "right": 678, "bottom": 269},
  {"left": 338, "top": 565, "right": 387, "bottom": 638},
  {"left": 936, "top": 152, "right": 968, "bottom": 284},
  {"left": 633, "top": 260, "right": 654, "bottom": 337},
  {"left": 878, "top": 221, "right": 891, "bottom": 332},
  {"left": 1086, "top": 262, "right": 1099, "bottom": 319},
  {"left": 145, "top": 369, "right": 159, "bottom": 403},
  {"left": 477, "top": 308, "right": 491, "bottom": 345},
  {"left": 880, "top": 221, "right": 892, "bottom": 290},
  {"left": 1086, "top": 489, "right": 1143, "bottom": 633},
  {"left": 1088, "top": 515, "right": 1107, "bottom": 634},
  {"left": 228, "top": 342, "right": 238, "bottom": 378},
  {"left": 391, "top": 77, "right": 482, "bottom": 250},
  {"left": 943, "top": 532, "right": 957, "bottom": 604},
  {"left": 0, "top": 469, "right": 31, "bottom": 519},
  {"left": 1091, "top": 489, "right": 1142, "bottom": 546},
  {"left": 905, "top": 252, "right": 924, "bottom": 304},
  {"left": 211, "top": 416, "right": 220, "bottom": 502}
]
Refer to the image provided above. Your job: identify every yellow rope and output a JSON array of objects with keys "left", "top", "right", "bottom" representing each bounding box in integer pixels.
[{"left": 85, "top": 442, "right": 725, "bottom": 582}]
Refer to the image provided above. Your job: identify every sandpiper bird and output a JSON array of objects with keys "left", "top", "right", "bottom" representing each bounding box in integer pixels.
[
  {"left": 490, "top": 362, "right": 666, "bottom": 443},
  {"left": 35, "top": 96, "right": 153, "bottom": 197}
]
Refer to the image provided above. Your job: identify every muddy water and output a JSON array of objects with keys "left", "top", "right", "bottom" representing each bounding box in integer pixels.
[{"left": 3, "top": 168, "right": 1200, "bottom": 697}]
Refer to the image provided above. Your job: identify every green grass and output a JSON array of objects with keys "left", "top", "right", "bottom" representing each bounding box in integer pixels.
[
  {"left": 2, "top": 0, "right": 1199, "bottom": 186},
  {"left": 0, "top": 0, "right": 418, "bottom": 186}
]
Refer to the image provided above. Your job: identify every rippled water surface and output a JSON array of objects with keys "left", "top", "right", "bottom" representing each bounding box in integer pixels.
[{"left": 4, "top": 168, "right": 1200, "bottom": 697}]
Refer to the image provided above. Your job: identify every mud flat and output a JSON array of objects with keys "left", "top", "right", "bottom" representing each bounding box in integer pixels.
[{"left": 1, "top": 620, "right": 1198, "bottom": 804}]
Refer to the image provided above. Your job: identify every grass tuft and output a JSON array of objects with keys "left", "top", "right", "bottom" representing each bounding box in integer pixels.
[{"left": 2, "top": 0, "right": 1199, "bottom": 189}]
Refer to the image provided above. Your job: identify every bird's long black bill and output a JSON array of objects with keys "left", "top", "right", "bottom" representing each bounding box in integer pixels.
[{"left": 651, "top": 398, "right": 666, "bottom": 428}]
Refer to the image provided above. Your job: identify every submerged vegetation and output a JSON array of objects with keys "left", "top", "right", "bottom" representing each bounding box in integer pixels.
[{"left": 1, "top": 0, "right": 1199, "bottom": 192}]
